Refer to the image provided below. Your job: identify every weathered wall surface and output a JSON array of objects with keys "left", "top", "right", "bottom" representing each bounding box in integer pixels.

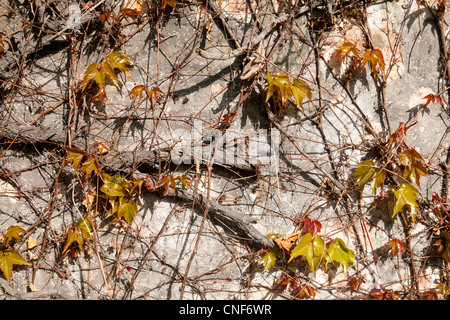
[{"left": 0, "top": 0, "right": 449, "bottom": 300}]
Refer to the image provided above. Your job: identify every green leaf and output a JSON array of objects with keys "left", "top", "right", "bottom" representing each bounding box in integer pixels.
[
  {"left": 0, "top": 250, "right": 31, "bottom": 282},
  {"left": 392, "top": 182, "right": 419, "bottom": 222},
  {"left": 326, "top": 238, "right": 355, "bottom": 273},
  {"left": 288, "top": 233, "right": 326, "bottom": 273},
  {"left": 118, "top": 198, "right": 137, "bottom": 224}
]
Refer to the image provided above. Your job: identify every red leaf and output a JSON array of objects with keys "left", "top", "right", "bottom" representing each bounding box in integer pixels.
[{"left": 423, "top": 93, "right": 443, "bottom": 108}]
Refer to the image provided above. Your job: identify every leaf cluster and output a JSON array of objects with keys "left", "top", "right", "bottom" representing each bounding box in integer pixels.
[
  {"left": 62, "top": 147, "right": 191, "bottom": 258},
  {"left": 353, "top": 122, "right": 429, "bottom": 222},
  {"left": 259, "top": 218, "right": 355, "bottom": 275},
  {"left": 333, "top": 42, "right": 385, "bottom": 79},
  {"left": 277, "top": 273, "right": 318, "bottom": 299},
  {"left": 81, "top": 51, "right": 134, "bottom": 104}
]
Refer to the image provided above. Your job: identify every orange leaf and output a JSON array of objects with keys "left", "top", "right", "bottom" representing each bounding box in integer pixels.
[
  {"left": 360, "top": 48, "right": 385, "bottom": 78},
  {"left": 385, "top": 238, "right": 407, "bottom": 256},
  {"left": 129, "top": 85, "right": 148, "bottom": 101},
  {"left": 64, "top": 147, "right": 87, "bottom": 171},
  {"left": 423, "top": 93, "right": 443, "bottom": 108},
  {"left": 120, "top": 8, "right": 140, "bottom": 22},
  {"left": 333, "top": 42, "right": 360, "bottom": 62}
]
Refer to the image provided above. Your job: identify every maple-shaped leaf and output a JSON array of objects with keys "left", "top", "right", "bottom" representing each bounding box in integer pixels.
[
  {"left": 2, "top": 225, "right": 27, "bottom": 246},
  {"left": 385, "top": 238, "right": 407, "bottom": 256},
  {"left": 82, "top": 52, "right": 133, "bottom": 93},
  {"left": 291, "top": 79, "right": 312, "bottom": 114},
  {"left": 0, "top": 250, "right": 30, "bottom": 282},
  {"left": 162, "top": 0, "right": 182, "bottom": 11},
  {"left": 120, "top": 8, "right": 140, "bottom": 22},
  {"left": 288, "top": 233, "right": 327, "bottom": 274},
  {"left": 129, "top": 178, "right": 145, "bottom": 195},
  {"left": 259, "top": 248, "right": 278, "bottom": 272},
  {"left": 81, "top": 157, "right": 99, "bottom": 178},
  {"left": 423, "top": 93, "right": 443, "bottom": 108},
  {"left": 146, "top": 86, "right": 164, "bottom": 106},
  {"left": 100, "top": 59, "right": 120, "bottom": 89},
  {"left": 278, "top": 272, "right": 300, "bottom": 292},
  {"left": 300, "top": 217, "right": 322, "bottom": 237},
  {"left": 117, "top": 197, "right": 138, "bottom": 224},
  {"left": 129, "top": 85, "right": 148, "bottom": 101},
  {"left": 398, "top": 148, "right": 428, "bottom": 188},
  {"left": 348, "top": 276, "right": 365, "bottom": 292},
  {"left": 353, "top": 160, "right": 385, "bottom": 194},
  {"left": 269, "top": 232, "right": 300, "bottom": 252},
  {"left": 157, "top": 175, "right": 177, "bottom": 194},
  {"left": 392, "top": 182, "right": 419, "bottom": 222},
  {"left": 64, "top": 147, "right": 87, "bottom": 171},
  {"left": 326, "top": 237, "right": 355, "bottom": 273},
  {"left": 360, "top": 48, "right": 385, "bottom": 78},
  {"left": 332, "top": 42, "right": 360, "bottom": 63},
  {"left": 105, "top": 51, "right": 133, "bottom": 78},
  {"left": 175, "top": 176, "right": 191, "bottom": 189}
]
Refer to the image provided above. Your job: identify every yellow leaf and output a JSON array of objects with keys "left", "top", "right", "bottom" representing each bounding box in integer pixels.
[
  {"left": 0, "top": 250, "right": 31, "bottom": 282},
  {"left": 392, "top": 183, "right": 419, "bottom": 222},
  {"left": 100, "top": 59, "right": 119, "bottom": 88},
  {"left": 105, "top": 51, "right": 133, "bottom": 78},
  {"left": 291, "top": 79, "right": 312, "bottom": 114},
  {"left": 82, "top": 63, "right": 104, "bottom": 91},
  {"left": 27, "top": 236, "right": 37, "bottom": 250},
  {"left": 3, "top": 225, "right": 27, "bottom": 246},
  {"left": 81, "top": 157, "right": 99, "bottom": 178},
  {"left": 259, "top": 249, "right": 278, "bottom": 272},
  {"left": 288, "top": 233, "right": 327, "bottom": 273},
  {"left": 118, "top": 198, "right": 138, "bottom": 224}
]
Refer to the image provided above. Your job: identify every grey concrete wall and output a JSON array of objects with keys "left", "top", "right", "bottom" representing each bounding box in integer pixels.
[{"left": 0, "top": 0, "right": 449, "bottom": 300}]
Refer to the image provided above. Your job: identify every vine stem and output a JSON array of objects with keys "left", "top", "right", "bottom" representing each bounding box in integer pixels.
[{"left": 358, "top": 197, "right": 381, "bottom": 278}]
